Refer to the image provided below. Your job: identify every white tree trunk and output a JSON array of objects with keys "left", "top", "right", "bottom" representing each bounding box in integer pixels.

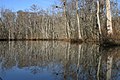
[
  {"left": 64, "top": 0, "right": 70, "bottom": 39},
  {"left": 97, "top": 1, "right": 102, "bottom": 35},
  {"left": 106, "top": 0, "right": 113, "bottom": 35},
  {"left": 76, "top": 0, "right": 82, "bottom": 39}
]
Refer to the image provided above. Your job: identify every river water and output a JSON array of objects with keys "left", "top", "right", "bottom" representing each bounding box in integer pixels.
[{"left": 0, "top": 41, "right": 120, "bottom": 80}]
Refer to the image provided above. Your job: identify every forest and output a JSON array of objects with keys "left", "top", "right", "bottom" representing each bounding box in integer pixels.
[
  {"left": 0, "top": 0, "right": 120, "bottom": 44},
  {"left": 0, "top": 1, "right": 120, "bottom": 80}
]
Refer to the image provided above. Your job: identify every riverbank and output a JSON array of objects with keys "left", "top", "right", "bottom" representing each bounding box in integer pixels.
[{"left": 0, "top": 37, "right": 120, "bottom": 47}]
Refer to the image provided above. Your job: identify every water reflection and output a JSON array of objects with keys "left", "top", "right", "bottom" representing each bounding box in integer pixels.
[{"left": 0, "top": 41, "right": 119, "bottom": 80}]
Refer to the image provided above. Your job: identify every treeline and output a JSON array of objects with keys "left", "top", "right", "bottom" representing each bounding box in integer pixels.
[{"left": 0, "top": 0, "right": 120, "bottom": 41}]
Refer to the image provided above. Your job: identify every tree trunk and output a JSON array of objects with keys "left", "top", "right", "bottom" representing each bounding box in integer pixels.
[
  {"left": 76, "top": 0, "right": 82, "bottom": 40},
  {"left": 97, "top": 1, "right": 102, "bottom": 35},
  {"left": 63, "top": 0, "right": 70, "bottom": 39},
  {"left": 106, "top": 0, "right": 113, "bottom": 35}
]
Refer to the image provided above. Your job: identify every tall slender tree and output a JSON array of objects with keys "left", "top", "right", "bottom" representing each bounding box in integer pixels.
[
  {"left": 97, "top": 1, "right": 102, "bottom": 35},
  {"left": 76, "top": 0, "right": 82, "bottom": 40},
  {"left": 63, "top": 0, "right": 70, "bottom": 39},
  {"left": 106, "top": 0, "right": 113, "bottom": 36}
]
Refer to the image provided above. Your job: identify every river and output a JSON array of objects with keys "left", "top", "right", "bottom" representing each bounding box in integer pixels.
[{"left": 0, "top": 41, "right": 120, "bottom": 80}]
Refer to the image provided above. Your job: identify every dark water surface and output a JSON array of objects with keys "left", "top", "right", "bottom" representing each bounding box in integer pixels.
[{"left": 0, "top": 41, "right": 120, "bottom": 80}]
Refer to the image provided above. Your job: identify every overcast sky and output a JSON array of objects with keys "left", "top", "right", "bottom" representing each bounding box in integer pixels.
[{"left": 0, "top": 0, "right": 120, "bottom": 11}]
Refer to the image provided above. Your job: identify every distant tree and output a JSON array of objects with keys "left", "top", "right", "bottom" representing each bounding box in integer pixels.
[{"left": 30, "top": 4, "right": 40, "bottom": 12}]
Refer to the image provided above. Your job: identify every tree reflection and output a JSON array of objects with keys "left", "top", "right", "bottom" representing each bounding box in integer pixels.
[{"left": 0, "top": 41, "right": 119, "bottom": 80}]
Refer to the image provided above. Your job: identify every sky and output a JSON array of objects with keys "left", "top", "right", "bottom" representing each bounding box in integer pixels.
[
  {"left": 0, "top": 0, "right": 57, "bottom": 11},
  {"left": 0, "top": 0, "right": 120, "bottom": 12}
]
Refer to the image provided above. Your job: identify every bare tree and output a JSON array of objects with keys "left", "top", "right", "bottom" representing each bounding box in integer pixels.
[
  {"left": 106, "top": 0, "right": 113, "bottom": 36},
  {"left": 63, "top": 0, "right": 70, "bottom": 39},
  {"left": 97, "top": 1, "right": 102, "bottom": 35},
  {"left": 76, "top": 0, "right": 82, "bottom": 40}
]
